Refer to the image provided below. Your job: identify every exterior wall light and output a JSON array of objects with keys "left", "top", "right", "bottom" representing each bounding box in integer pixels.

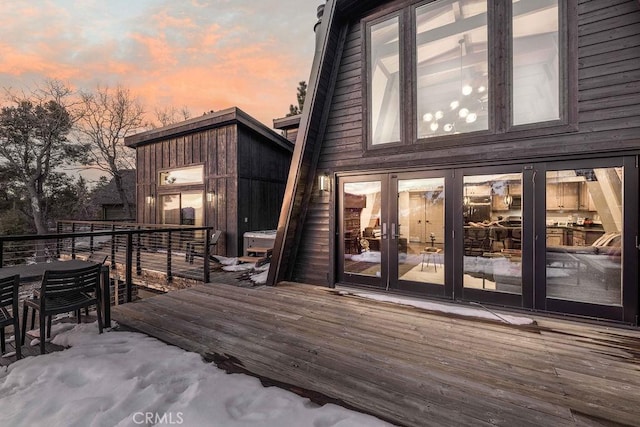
[
  {"left": 318, "top": 173, "right": 331, "bottom": 193},
  {"left": 145, "top": 195, "right": 155, "bottom": 205},
  {"left": 206, "top": 192, "right": 215, "bottom": 203}
]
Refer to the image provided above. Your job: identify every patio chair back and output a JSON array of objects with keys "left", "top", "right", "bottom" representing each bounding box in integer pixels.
[
  {"left": 41, "top": 263, "right": 102, "bottom": 300},
  {"left": 0, "top": 274, "right": 19, "bottom": 310},
  {"left": 23, "top": 263, "right": 103, "bottom": 354},
  {"left": 0, "top": 274, "right": 21, "bottom": 359},
  {"left": 211, "top": 230, "right": 222, "bottom": 246}
]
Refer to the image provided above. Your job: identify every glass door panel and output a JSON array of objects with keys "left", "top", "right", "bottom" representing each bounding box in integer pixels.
[
  {"left": 396, "top": 177, "right": 445, "bottom": 286},
  {"left": 160, "top": 194, "right": 181, "bottom": 225},
  {"left": 545, "top": 167, "right": 623, "bottom": 306},
  {"left": 462, "top": 173, "right": 523, "bottom": 294},
  {"left": 342, "top": 180, "right": 384, "bottom": 284}
]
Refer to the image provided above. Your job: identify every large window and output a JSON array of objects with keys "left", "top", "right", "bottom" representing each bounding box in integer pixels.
[
  {"left": 365, "top": 0, "right": 569, "bottom": 147},
  {"left": 512, "top": 0, "right": 559, "bottom": 125},
  {"left": 416, "top": 0, "right": 489, "bottom": 138},
  {"left": 368, "top": 16, "right": 401, "bottom": 145}
]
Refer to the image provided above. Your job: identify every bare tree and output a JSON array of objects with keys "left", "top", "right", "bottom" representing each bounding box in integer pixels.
[
  {"left": 77, "top": 85, "right": 145, "bottom": 219},
  {"left": 0, "top": 84, "right": 79, "bottom": 234},
  {"left": 151, "top": 105, "right": 192, "bottom": 128}
]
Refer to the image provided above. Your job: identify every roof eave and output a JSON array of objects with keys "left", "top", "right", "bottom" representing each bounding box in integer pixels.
[{"left": 124, "top": 107, "right": 293, "bottom": 153}]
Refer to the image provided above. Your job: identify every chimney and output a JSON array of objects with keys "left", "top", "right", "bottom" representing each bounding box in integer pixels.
[{"left": 314, "top": 3, "right": 325, "bottom": 50}]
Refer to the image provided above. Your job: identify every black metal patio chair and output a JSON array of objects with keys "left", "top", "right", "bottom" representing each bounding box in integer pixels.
[
  {"left": 0, "top": 274, "right": 21, "bottom": 360},
  {"left": 21, "top": 263, "right": 104, "bottom": 354},
  {"left": 28, "top": 255, "right": 108, "bottom": 334}
]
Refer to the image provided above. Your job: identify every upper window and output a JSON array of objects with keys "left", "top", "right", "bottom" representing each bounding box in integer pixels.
[
  {"left": 512, "top": 0, "right": 559, "bottom": 125},
  {"left": 159, "top": 165, "right": 204, "bottom": 186},
  {"left": 365, "top": 0, "right": 569, "bottom": 148},
  {"left": 368, "top": 16, "right": 401, "bottom": 145},
  {"left": 416, "top": 0, "right": 489, "bottom": 138}
]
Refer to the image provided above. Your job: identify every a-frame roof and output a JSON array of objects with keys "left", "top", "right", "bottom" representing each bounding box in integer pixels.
[{"left": 267, "top": 0, "right": 347, "bottom": 286}]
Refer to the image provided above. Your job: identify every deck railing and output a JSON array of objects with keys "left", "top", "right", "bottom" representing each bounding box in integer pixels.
[{"left": 0, "top": 221, "right": 217, "bottom": 306}]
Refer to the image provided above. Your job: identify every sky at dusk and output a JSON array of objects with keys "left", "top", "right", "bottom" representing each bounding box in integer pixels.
[{"left": 0, "top": 1, "right": 320, "bottom": 127}]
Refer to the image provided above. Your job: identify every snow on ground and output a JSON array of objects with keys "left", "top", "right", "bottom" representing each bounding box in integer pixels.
[
  {"left": 0, "top": 323, "right": 391, "bottom": 427},
  {"left": 344, "top": 290, "right": 533, "bottom": 325}
]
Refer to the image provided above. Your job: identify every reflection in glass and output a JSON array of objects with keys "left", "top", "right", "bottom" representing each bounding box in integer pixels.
[
  {"left": 161, "top": 191, "right": 203, "bottom": 226},
  {"left": 397, "top": 178, "right": 445, "bottom": 285},
  {"left": 159, "top": 165, "right": 204, "bottom": 186},
  {"left": 343, "top": 182, "right": 382, "bottom": 277},
  {"left": 370, "top": 17, "right": 400, "bottom": 145},
  {"left": 512, "top": 0, "right": 559, "bottom": 125},
  {"left": 463, "top": 173, "right": 523, "bottom": 294},
  {"left": 416, "top": 0, "right": 488, "bottom": 138},
  {"left": 545, "top": 168, "right": 622, "bottom": 306}
]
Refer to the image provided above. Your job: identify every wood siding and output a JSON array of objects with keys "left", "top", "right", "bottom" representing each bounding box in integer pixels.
[
  {"left": 236, "top": 127, "right": 290, "bottom": 253},
  {"left": 135, "top": 124, "right": 238, "bottom": 256},
  {"left": 134, "top": 118, "right": 292, "bottom": 257},
  {"left": 288, "top": 0, "right": 640, "bottom": 285}
]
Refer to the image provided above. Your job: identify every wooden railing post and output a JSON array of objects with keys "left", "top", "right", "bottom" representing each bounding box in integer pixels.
[
  {"left": 126, "top": 233, "right": 133, "bottom": 303},
  {"left": 167, "top": 231, "right": 173, "bottom": 282}
]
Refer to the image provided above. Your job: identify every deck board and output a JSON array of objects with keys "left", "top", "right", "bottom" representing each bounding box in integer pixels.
[{"left": 111, "top": 282, "right": 640, "bottom": 427}]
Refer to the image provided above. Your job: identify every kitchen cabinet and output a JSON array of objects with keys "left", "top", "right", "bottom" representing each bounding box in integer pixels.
[
  {"left": 546, "top": 183, "right": 579, "bottom": 210},
  {"left": 571, "top": 228, "right": 604, "bottom": 246},
  {"left": 578, "top": 182, "right": 596, "bottom": 211},
  {"left": 491, "top": 182, "right": 522, "bottom": 211},
  {"left": 546, "top": 227, "right": 566, "bottom": 246}
]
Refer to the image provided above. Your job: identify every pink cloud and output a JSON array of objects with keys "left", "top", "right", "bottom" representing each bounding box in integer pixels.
[{"left": 0, "top": 1, "right": 316, "bottom": 126}]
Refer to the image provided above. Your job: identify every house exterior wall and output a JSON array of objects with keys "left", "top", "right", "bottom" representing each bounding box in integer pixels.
[
  {"left": 236, "top": 126, "right": 291, "bottom": 254},
  {"left": 134, "top": 124, "right": 239, "bottom": 256},
  {"left": 289, "top": 0, "right": 640, "bottom": 288}
]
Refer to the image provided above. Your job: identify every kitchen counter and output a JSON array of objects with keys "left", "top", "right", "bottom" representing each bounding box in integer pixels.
[{"left": 546, "top": 225, "right": 605, "bottom": 246}]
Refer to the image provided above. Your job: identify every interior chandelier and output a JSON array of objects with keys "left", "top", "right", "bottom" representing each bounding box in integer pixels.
[{"left": 421, "top": 38, "right": 487, "bottom": 135}]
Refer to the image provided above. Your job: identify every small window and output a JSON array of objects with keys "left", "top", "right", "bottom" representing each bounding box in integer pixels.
[
  {"left": 368, "top": 16, "right": 401, "bottom": 145},
  {"left": 512, "top": 0, "right": 559, "bottom": 125},
  {"left": 159, "top": 165, "right": 204, "bottom": 186}
]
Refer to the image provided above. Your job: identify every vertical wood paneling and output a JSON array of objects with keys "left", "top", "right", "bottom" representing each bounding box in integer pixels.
[{"left": 131, "top": 117, "right": 290, "bottom": 257}]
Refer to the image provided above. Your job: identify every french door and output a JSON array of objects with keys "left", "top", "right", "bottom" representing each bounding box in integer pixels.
[
  {"left": 337, "top": 158, "right": 638, "bottom": 323},
  {"left": 338, "top": 171, "right": 452, "bottom": 297}
]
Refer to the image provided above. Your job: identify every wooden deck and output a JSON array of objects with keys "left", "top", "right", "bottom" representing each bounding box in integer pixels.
[{"left": 111, "top": 282, "right": 640, "bottom": 427}]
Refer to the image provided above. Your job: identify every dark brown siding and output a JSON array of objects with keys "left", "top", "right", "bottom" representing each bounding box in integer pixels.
[
  {"left": 268, "top": 0, "right": 348, "bottom": 286},
  {"left": 290, "top": 22, "right": 361, "bottom": 285},
  {"left": 288, "top": 0, "right": 640, "bottom": 285},
  {"left": 135, "top": 124, "right": 239, "bottom": 256},
  {"left": 236, "top": 127, "right": 290, "bottom": 254}
]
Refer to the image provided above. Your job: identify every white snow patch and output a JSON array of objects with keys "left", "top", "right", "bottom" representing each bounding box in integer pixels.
[
  {"left": 348, "top": 291, "right": 533, "bottom": 325},
  {"left": 0, "top": 323, "right": 391, "bottom": 427}
]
